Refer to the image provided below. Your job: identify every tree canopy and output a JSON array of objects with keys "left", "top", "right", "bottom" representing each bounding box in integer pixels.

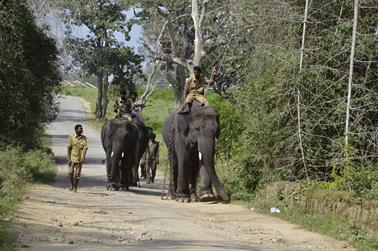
[{"left": 0, "top": 0, "right": 61, "bottom": 148}]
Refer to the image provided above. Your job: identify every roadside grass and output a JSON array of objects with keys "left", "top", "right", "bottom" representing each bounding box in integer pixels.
[
  {"left": 0, "top": 138, "right": 56, "bottom": 250},
  {"left": 279, "top": 209, "right": 378, "bottom": 251},
  {"left": 247, "top": 181, "right": 378, "bottom": 251}
]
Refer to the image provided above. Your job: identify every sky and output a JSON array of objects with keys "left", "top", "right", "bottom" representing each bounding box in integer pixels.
[{"left": 46, "top": 9, "right": 143, "bottom": 52}]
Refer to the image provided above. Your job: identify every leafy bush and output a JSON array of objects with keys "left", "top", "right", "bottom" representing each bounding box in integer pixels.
[
  {"left": 23, "top": 149, "right": 55, "bottom": 182},
  {"left": 0, "top": 146, "right": 55, "bottom": 248},
  {"left": 0, "top": 148, "right": 30, "bottom": 216},
  {"left": 0, "top": 146, "right": 55, "bottom": 217},
  {"left": 0, "top": 0, "right": 61, "bottom": 148},
  {"left": 330, "top": 164, "right": 378, "bottom": 199}
]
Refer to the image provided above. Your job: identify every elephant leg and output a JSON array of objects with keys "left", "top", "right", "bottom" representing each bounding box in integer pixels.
[
  {"left": 119, "top": 158, "right": 129, "bottom": 191},
  {"left": 140, "top": 162, "right": 146, "bottom": 179},
  {"left": 167, "top": 151, "right": 177, "bottom": 199},
  {"left": 130, "top": 151, "right": 139, "bottom": 186},
  {"left": 109, "top": 145, "right": 123, "bottom": 190},
  {"left": 105, "top": 151, "right": 112, "bottom": 185},
  {"left": 176, "top": 155, "right": 190, "bottom": 201},
  {"left": 199, "top": 163, "right": 215, "bottom": 202},
  {"left": 188, "top": 155, "right": 200, "bottom": 202},
  {"left": 151, "top": 160, "right": 157, "bottom": 183},
  {"left": 146, "top": 161, "right": 152, "bottom": 184}
]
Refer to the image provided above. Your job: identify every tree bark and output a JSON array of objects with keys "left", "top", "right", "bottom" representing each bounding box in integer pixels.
[
  {"left": 175, "top": 65, "right": 187, "bottom": 108},
  {"left": 101, "top": 74, "right": 109, "bottom": 118},
  {"left": 298, "top": 0, "right": 310, "bottom": 182},
  {"left": 344, "top": 0, "right": 359, "bottom": 148},
  {"left": 191, "top": 0, "right": 208, "bottom": 66},
  {"left": 95, "top": 73, "right": 103, "bottom": 118}
]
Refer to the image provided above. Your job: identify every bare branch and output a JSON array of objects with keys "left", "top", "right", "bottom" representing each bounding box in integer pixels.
[
  {"left": 199, "top": 0, "right": 209, "bottom": 29},
  {"left": 156, "top": 6, "right": 179, "bottom": 57}
]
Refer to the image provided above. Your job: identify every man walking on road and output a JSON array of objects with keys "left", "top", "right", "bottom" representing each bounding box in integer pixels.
[{"left": 67, "top": 124, "right": 88, "bottom": 192}]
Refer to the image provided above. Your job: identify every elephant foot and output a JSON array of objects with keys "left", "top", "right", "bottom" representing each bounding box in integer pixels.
[
  {"left": 175, "top": 193, "right": 190, "bottom": 203},
  {"left": 120, "top": 184, "right": 129, "bottom": 191},
  {"left": 163, "top": 193, "right": 176, "bottom": 200},
  {"left": 199, "top": 190, "right": 215, "bottom": 202},
  {"left": 107, "top": 183, "right": 120, "bottom": 191},
  {"left": 190, "top": 193, "right": 199, "bottom": 202}
]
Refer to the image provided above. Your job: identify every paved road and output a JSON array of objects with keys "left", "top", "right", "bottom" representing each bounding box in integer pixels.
[{"left": 10, "top": 96, "right": 354, "bottom": 251}]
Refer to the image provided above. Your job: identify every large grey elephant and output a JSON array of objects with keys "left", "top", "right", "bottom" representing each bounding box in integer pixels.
[
  {"left": 101, "top": 116, "right": 153, "bottom": 190},
  {"left": 101, "top": 118, "right": 136, "bottom": 190},
  {"left": 162, "top": 102, "right": 229, "bottom": 202}
]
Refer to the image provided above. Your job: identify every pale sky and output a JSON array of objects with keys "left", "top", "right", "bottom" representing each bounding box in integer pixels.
[{"left": 46, "top": 9, "right": 142, "bottom": 51}]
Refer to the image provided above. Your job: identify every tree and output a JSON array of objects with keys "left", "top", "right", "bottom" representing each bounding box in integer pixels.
[
  {"left": 61, "top": 0, "right": 143, "bottom": 118},
  {"left": 221, "top": 0, "right": 378, "bottom": 188},
  {"left": 0, "top": 0, "right": 61, "bottom": 148},
  {"left": 134, "top": 0, "right": 226, "bottom": 107}
]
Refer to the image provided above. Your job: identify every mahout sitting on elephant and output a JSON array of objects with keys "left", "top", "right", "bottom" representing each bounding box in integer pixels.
[{"left": 162, "top": 100, "right": 229, "bottom": 202}]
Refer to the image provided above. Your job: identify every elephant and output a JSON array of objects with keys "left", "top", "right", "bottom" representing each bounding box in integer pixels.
[
  {"left": 101, "top": 117, "right": 136, "bottom": 190},
  {"left": 162, "top": 101, "right": 230, "bottom": 202},
  {"left": 101, "top": 116, "right": 153, "bottom": 190},
  {"left": 130, "top": 120, "right": 154, "bottom": 185}
]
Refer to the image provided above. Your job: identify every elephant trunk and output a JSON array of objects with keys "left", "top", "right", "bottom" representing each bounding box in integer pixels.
[{"left": 199, "top": 138, "right": 230, "bottom": 202}]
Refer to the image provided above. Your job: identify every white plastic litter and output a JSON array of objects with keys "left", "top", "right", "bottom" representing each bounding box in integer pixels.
[{"left": 270, "top": 207, "right": 281, "bottom": 213}]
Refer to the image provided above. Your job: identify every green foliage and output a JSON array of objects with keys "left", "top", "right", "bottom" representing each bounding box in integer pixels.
[
  {"left": 0, "top": 146, "right": 55, "bottom": 248},
  {"left": 207, "top": 93, "right": 244, "bottom": 159},
  {"left": 62, "top": 0, "right": 143, "bottom": 93},
  {"left": 331, "top": 164, "right": 378, "bottom": 199},
  {"left": 252, "top": 181, "right": 378, "bottom": 251},
  {"left": 0, "top": 0, "right": 61, "bottom": 148},
  {"left": 201, "top": 0, "right": 378, "bottom": 196}
]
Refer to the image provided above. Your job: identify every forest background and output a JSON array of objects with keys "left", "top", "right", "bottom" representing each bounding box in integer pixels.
[{"left": 0, "top": 0, "right": 377, "bottom": 250}]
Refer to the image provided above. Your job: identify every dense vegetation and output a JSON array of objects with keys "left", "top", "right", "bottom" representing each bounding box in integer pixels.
[
  {"left": 0, "top": 0, "right": 61, "bottom": 148},
  {"left": 1, "top": 0, "right": 377, "bottom": 250},
  {"left": 128, "top": 0, "right": 377, "bottom": 200},
  {"left": 0, "top": 1, "right": 59, "bottom": 248}
]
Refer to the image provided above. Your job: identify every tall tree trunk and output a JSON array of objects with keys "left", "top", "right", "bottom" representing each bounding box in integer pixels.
[
  {"left": 344, "top": 0, "right": 359, "bottom": 149},
  {"left": 174, "top": 66, "right": 187, "bottom": 109},
  {"left": 101, "top": 74, "right": 109, "bottom": 118},
  {"left": 95, "top": 73, "right": 103, "bottom": 119},
  {"left": 191, "top": 0, "right": 208, "bottom": 66},
  {"left": 298, "top": 0, "right": 310, "bottom": 182}
]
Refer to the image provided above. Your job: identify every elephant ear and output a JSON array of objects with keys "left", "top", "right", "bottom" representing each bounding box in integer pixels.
[{"left": 175, "top": 114, "right": 191, "bottom": 137}]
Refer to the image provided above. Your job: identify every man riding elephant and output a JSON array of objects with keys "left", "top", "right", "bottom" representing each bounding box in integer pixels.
[
  {"left": 178, "top": 66, "right": 217, "bottom": 114},
  {"left": 113, "top": 90, "right": 134, "bottom": 120}
]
